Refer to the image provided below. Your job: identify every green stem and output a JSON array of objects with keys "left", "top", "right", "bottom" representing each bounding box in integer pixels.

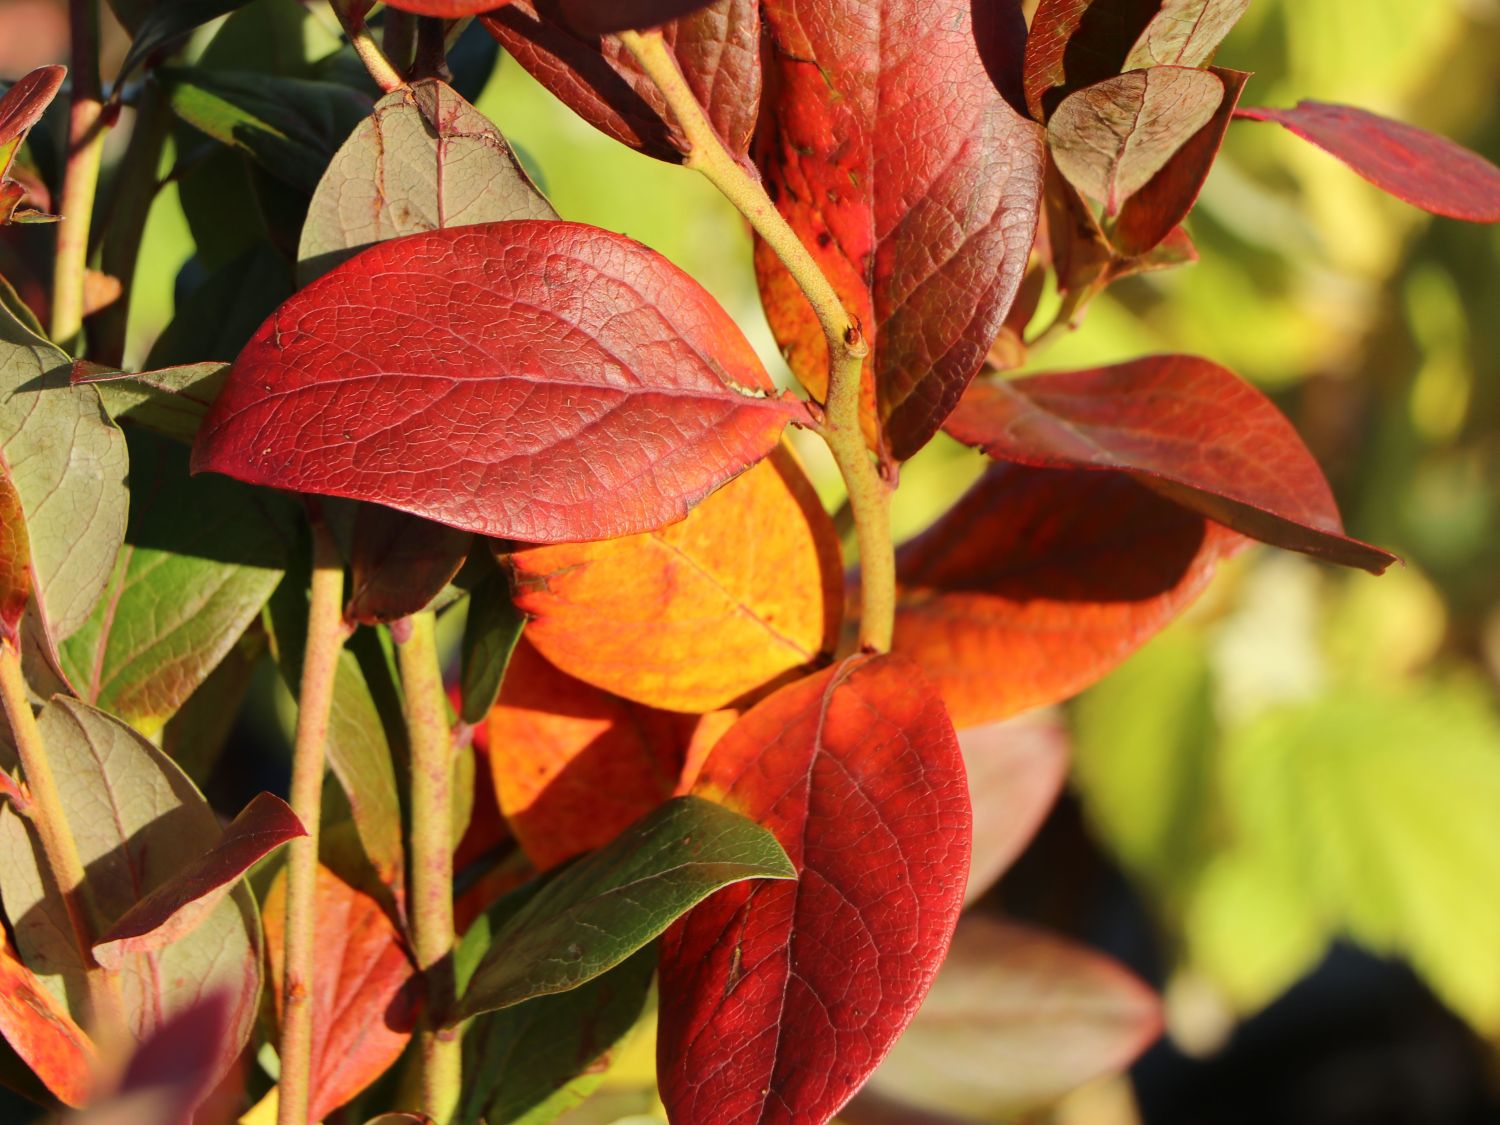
[
  {"left": 0, "top": 642, "right": 124, "bottom": 1039},
  {"left": 337, "top": 6, "right": 406, "bottom": 93},
  {"left": 277, "top": 518, "right": 349, "bottom": 1125},
  {"left": 89, "top": 81, "right": 170, "bottom": 368},
  {"left": 52, "top": 0, "right": 109, "bottom": 351},
  {"left": 395, "top": 610, "right": 460, "bottom": 1124},
  {"left": 618, "top": 28, "right": 896, "bottom": 652}
]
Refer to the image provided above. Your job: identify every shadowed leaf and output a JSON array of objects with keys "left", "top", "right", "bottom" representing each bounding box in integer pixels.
[
  {"left": 755, "top": 0, "right": 1044, "bottom": 460},
  {"left": 94, "top": 793, "right": 304, "bottom": 969},
  {"left": 117, "top": 0, "right": 251, "bottom": 82},
  {"left": 346, "top": 504, "right": 472, "bottom": 626},
  {"left": 1048, "top": 67, "right": 1224, "bottom": 215},
  {"left": 1112, "top": 68, "right": 1249, "bottom": 255},
  {"left": 0, "top": 936, "right": 95, "bottom": 1107},
  {"left": 487, "top": 638, "right": 727, "bottom": 870},
  {"left": 0, "top": 699, "right": 259, "bottom": 1089},
  {"left": 561, "top": 0, "right": 718, "bottom": 32},
  {"left": 460, "top": 569, "right": 524, "bottom": 725},
  {"left": 863, "top": 917, "right": 1163, "bottom": 1117},
  {"left": 510, "top": 446, "right": 841, "bottom": 712},
  {"left": 453, "top": 796, "right": 794, "bottom": 1020},
  {"left": 1122, "top": 0, "right": 1250, "bottom": 69},
  {"left": 263, "top": 863, "right": 420, "bottom": 1123},
  {"left": 944, "top": 358, "right": 1396, "bottom": 572},
  {"left": 658, "top": 654, "right": 970, "bottom": 1124},
  {"left": 193, "top": 220, "right": 796, "bottom": 543},
  {"left": 485, "top": 0, "right": 761, "bottom": 163},
  {"left": 72, "top": 362, "right": 229, "bottom": 444},
  {"left": 1023, "top": 0, "right": 1157, "bottom": 120},
  {"left": 1234, "top": 101, "right": 1500, "bottom": 223},
  {"left": 298, "top": 78, "right": 555, "bottom": 285},
  {"left": 893, "top": 463, "right": 1246, "bottom": 727}
]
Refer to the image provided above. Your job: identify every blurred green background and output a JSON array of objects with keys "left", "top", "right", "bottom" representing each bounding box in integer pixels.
[{"left": 5, "top": 0, "right": 1500, "bottom": 1120}]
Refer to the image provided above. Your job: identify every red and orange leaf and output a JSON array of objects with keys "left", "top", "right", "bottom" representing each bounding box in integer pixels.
[
  {"left": 658, "top": 654, "right": 970, "bottom": 1124},
  {"left": 1234, "top": 101, "right": 1500, "bottom": 223},
  {"left": 961, "top": 714, "right": 1071, "bottom": 905},
  {"left": 485, "top": 0, "right": 760, "bottom": 163},
  {"left": 487, "top": 639, "right": 715, "bottom": 871},
  {"left": 943, "top": 358, "right": 1396, "bottom": 572},
  {"left": 0, "top": 463, "right": 29, "bottom": 645},
  {"left": 383, "top": 0, "right": 513, "bottom": 17},
  {"left": 559, "top": 0, "right": 719, "bottom": 33},
  {"left": 1023, "top": 0, "right": 1158, "bottom": 121},
  {"left": 894, "top": 463, "right": 1246, "bottom": 727},
  {"left": 0, "top": 66, "right": 66, "bottom": 180},
  {"left": 263, "top": 864, "right": 421, "bottom": 1122},
  {"left": 509, "top": 445, "right": 841, "bottom": 713},
  {"left": 1112, "top": 68, "right": 1250, "bottom": 256},
  {"left": 192, "top": 221, "right": 796, "bottom": 544},
  {"left": 94, "top": 793, "right": 305, "bottom": 970},
  {"left": 0, "top": 935, "right": 96, "bottom": 1108},
  {"left": 755, "top": 0, "right": 1044, "bottom": 460}
]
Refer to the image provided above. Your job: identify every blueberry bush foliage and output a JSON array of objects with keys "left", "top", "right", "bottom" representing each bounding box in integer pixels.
[{"left": 1, "top": 1, "right": 1498, "bottom": 1123}]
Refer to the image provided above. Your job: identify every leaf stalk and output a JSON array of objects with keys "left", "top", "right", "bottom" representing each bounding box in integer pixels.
[
  {"left": 338, "top": 7, "right": 407, "bottom": 94},
  {"left": 52, "top": 0, "right": 110, "bottom": 351},
  {"left": 618, "top": 29, "right": 896, "bottom": 652}
]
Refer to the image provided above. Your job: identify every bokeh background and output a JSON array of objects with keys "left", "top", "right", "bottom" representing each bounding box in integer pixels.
[{"left": 3, "top": 0, "right": 1500, "bottom": 1121}]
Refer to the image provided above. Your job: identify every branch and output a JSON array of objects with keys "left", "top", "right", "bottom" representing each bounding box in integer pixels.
[{"left": 52, "top": 0, "right": 110, "bottom": 350}]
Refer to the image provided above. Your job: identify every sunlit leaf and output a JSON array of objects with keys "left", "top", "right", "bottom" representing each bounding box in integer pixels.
[
  {"left": 1024, "top": 0, "right": 1159, "bottom": 120},
  {"left": 0, "top": 935, "right": 95, "bottom": 1108},
  {"left": 1122, "top": 0, "right": 1251, "bottom": 69},
  {"left": 510, "top": 446, "right": 841, "bottom": 712},
  {"left": 658, "top": 655, "right": 970, "bottom": 1123}
]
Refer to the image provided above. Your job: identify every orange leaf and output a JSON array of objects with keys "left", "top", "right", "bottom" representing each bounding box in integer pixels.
[
  {"left": 262, "top": 864, "right": 420, "bottom": 1122},
  {"left": 0, "top": 935, "right": 96, "bottom": 1108},
  {"left": 488, "top": 639, "right": 730, "bottom": 871},
  {"left": 509, "top": 445, "right": 841, "bottom": 712}
]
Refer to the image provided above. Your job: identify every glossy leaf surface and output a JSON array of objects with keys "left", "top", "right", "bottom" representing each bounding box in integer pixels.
[
  {"left": 0, "top": 936, "right": 95, "bottom": 1107},
  {"left": 1048, "top": 67, "right": 1224, "bottom": 214},
  {"left": 658, "top": 654, "right": 970, "bottom": 1124},
  {"left": 264, "top": 863, "right": 421, "bottom": 1122},
  {"left": 1113, "top": 68, "right": 1248, "bottom": 255},
  {"left": 510, "top": 446, "right": 841, "bottom": 712},
  {"left": 0, "top": 699, "right": 259, "bottom": 1085},
  {"left": 94, "top": 792, "right": 304, "bottom": 970},
  {"left": 485, "top": 0, "right": 761, "bottom": 163},
  {"left": 944, "top": 358, "right": 1396, "bottom": 572},
  {"left": 453, "top": 796, "right": 794, "bottom": 1020},
  {"left": 755, "top": 0, "right": 1044, "bottom": 460},
  {"left": 0, "top": 66, "right": 65, "bottom": 181},
  {"left": 298, "top": 78, "right": 556, "bottom": 285},
  {"left": 194, "top": 221, "right": 796, "bottom": 543},
  {"left": 1122, "top": 0, "right": 1250, "bottom": 69},
  {"left": 864, "top": 917, "right": 1163, "bottom": 1117},
  {"left": 487, "top": 639, "right": 702, "bottom": 870},
  {"left": 894, "top": 463, "right": 1246, "bottom": 727},
  {"left": 59, "top": 430, "right": 290, "bottom": 734},
  {"left": 73, "top": 362, "right": 228, "bottom": 444},
  {"left": 0, "top": 302, "right": 128, "bottom": 645},
  {"left": 1235, "top": 101, "right": 1500, "bottom": 223}
]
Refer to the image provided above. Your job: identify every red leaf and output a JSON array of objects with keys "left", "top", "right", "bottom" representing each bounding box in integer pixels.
[
  {"left": 0, "top": 464, "right": 29, "bottom": 645},
  {"left": 754, "top": 0, "right": 1044, "bottom": 461},
  {"left": 485, "top": 0, "right": 761, "bottom": 163},
  {"left": 383, "top": 0, "right": 513, "bottom": 17},
  {"left": 894, "top": 463, "right": 1246, "bottom": 727},
  {"left": 192, "top": 221, "right": 796, "bottom": 543},
  {"left": 658, "top": 654, "right": 970, "bottom": 1124},
  {"left": 93, "top": 793, "right": 306, "bottom": 970},
  {"left": 263, "top": 864, "right": 421, "bottom": 1123},
  {"left": 1023, "top": 0, "right": 1158, "bottom": 121},
  {"left": 80, "top": 992, "right": 235, "bottom": 1125},
  {"left": 0, "top": 65, "right": 66, "bottom": 170},
  {"left": 558, "top": 0, "right": 719, "bottom": 33},
  {"left": 0, "top": 935, "right": 96, "bottom": 1108},
  {"left": 1113, "top": 68, "right": 1250, "bottom": 255},
  {"left": 1234, "top": 101, "right": 1500, "bottom": 223},
  {"left": 961, "top": 714, "right": 1070, "bottom": 905},
  {"left": 345, "top": 505, "right": 472, "bottom": 626},
  {"left": 943, "top": 357, "right": 1397, "bottom": 572},
  {"left": 487, "top": 638, "right": 717, "bottom": 870}
]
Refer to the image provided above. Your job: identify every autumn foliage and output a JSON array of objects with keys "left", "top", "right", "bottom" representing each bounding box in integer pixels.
[{"left": 1, "top": 1, "right": 1498, "bottom": 1123}]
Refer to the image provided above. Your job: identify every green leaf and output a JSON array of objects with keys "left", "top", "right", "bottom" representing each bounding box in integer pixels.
[
  {"left": 459, "top": 948, "right": 655, "bottom": 1125},
  {"left": 452, "top": 796, "right": 795, "bottom": 1021},
  {"left": 117, "top": 0, "right": 253, "bottom": 84},
  {"left": 299, "top": 77, "right": 555, "bottom": 284},
  {"left": 74, "top": 362, "right": 228, "bottom": 444},
  {"left": 159, "top": 66, "right": 370, "bottom": 194},
  {"left": 460, "top": 568, "right": 524, "bottom": 725},
  {"left": 1222, "top": 684, "right": 1500, "bottom": 1033},
  {"left": 0, "top": 301, "right": 128, "bottom": 647},
  {"left": 146, "top": 246, "right": 292, "bottom": 369},
  {"left": 58, "top": 429, "right": 291, "bottom": 736},
  {"left": 0, "top": 698, "right": 260, "bottom": 1082},
  {"left": 160, "top": 621, "right": 267, "bottom": 786}
]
